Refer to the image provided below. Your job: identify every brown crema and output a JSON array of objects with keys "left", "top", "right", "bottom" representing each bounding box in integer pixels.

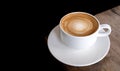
[{"left": 60, "top": 12, "right": 99, "bottom": 36}]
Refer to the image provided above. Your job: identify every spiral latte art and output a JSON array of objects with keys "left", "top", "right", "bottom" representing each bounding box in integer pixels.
[{"left": 60, "top": 12, "right": 98, "bottom": 36}]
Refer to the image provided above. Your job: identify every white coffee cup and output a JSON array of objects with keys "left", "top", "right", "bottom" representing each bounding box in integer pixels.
[{"left": 59, "top": 12, "right": 111, "bottom": 49}]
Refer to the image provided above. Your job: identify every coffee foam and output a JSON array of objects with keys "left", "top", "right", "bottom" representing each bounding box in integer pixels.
[{"left": 61, "top": 12, "right": 98, "bottom": 36}]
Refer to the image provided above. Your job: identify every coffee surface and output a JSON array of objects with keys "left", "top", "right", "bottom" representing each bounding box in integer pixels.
[{"left": 60, "top": 12, "right": 98, "bottom": 36}]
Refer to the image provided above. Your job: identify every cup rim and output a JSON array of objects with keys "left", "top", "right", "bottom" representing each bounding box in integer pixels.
[{"left": 59, "top": 12, "right": 100, "bottom": 38}]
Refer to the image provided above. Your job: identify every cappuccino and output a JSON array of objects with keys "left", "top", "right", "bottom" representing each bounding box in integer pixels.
[{"left": 60, "top": 12, "right": 98, "bottom": 36}]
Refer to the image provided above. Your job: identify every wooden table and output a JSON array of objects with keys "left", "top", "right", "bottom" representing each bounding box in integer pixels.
[{"left": 47, "top": 6, "right": 120, "bottom": 71}]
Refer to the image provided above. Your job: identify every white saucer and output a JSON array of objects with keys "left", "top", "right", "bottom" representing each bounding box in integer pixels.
[{"left": 47, "top": 25, "right": 110, "bottom": 67}]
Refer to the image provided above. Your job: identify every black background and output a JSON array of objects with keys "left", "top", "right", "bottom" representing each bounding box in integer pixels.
[{"left": 30, "top": 0, "right": 119, "bottom": 70}]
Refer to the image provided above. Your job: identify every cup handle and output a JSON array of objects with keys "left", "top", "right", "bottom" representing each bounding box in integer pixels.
[{"left": 98, "top": 24, "right": 111, "bottom": 37}]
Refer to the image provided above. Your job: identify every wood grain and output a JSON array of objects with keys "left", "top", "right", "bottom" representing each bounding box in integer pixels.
[{"left": 63, "top": 5, "right": 120, "bottom": 71}]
